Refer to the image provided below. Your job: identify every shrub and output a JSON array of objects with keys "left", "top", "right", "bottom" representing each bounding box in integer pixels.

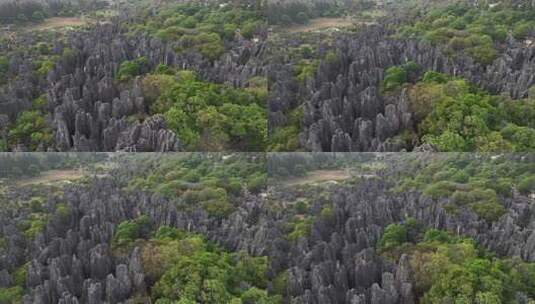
[
  {"left": 382, "top": 66, "right": 407, "bottom": 92},
  {"left": 424, "top": 229, "right": 451, "bottom": 243},
  {"left": 471, "top": 201, "right": 505, "bottom": 222},
  {"left": 117, "top": 57, "right": 148, "bottom": 81},
  {"left": 423, "top": 181, "right": 458, "bottom": 199},
  {"left": 518, "top": 175, "right": 535, "bottom": 195},
  {"left": 0, "top": 287, "right": 23, "bottom": 303},
  {"left": 113, "top": 215, "right": 153, "bottom": 248}
]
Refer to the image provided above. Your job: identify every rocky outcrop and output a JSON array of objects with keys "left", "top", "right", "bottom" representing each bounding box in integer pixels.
[
  {"left": 269, "top": 24, "right": 535, "bottom": 151},
  {"left": 0, "top": 11, "right": 266, "bottom": 151},
  {"left": 1, "top": 157, "right": 533, "bottom": 304}
]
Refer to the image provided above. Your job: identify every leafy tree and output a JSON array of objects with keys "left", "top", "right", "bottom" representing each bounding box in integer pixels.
[
  {"left": 378, "top": 224, "right": 408, "bottom": 250},
  {"left": 8, "top": 110, "right": 53, "bottom": 150},
  {"left": 113, "top": 215, "right": 153, "bottom": 248},
  {"left": 117, "top": 57, "right": 148, "bottom": 81}
]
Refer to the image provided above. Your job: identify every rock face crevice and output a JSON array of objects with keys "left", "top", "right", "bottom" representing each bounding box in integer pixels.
[{"left": 269, "top": 25, "right": 535, "bottom": 151}]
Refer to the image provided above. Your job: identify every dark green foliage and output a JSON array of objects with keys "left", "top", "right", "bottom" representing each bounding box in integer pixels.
[
  {"left": 518, "top": 175, "right": 535, "bottom": 194},
  {"left": 154, "top": 226, "right": 185, "bottom": 241},
  {"left": 266, "top": 1, "right": 346, "bottom": 25},
  {"left": 423, "top": 229, "right": 451, "bottom": 243},
  {"left": 116, "top": 57, "right": 148, "bottom": 81},
  {"left": 423, "top": 181, "right": 458, "bottom": 200},
  {"left": 0, "top": 56, "right": 8, "bottom": 84},
  {"left": 113, "top": 215, "right": 153, "bottom": 248},
  {"left": 377, "top": 224, "right": 407, "bottom": 250},
  {"left": 268, "top": 106, "right": 303, "bottom": 152},
  {"left": 31, "top": 11, "right": 45, "bottom": 22},
  {"left": 421, "top": 71, "right": 450, "bottom": 84},
  {"left": 381, "top": 61, "right": 419, "bottom": 92}
]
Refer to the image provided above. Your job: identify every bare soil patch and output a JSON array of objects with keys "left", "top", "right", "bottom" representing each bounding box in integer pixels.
[
  {"left": 16, "top": 169, "right": 85, "bottom": 186},
  {"left": 285, "top": 169, "right": 351, "bottom": 186},
  {"left": 288, "top": 17, "right": 354, "bottom": 33},
  {"left": 30, "top": 17, "right": 87, "bottom": 31}
]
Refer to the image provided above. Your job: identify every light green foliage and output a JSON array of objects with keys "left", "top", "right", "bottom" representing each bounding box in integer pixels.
[
  {"left": 20, "top": 213, "right": 47, "bottom": 239},
  {"left": 149, "top": 70, "right": 266, "bottom": 151},
  {"left": 154, "top": 226, "right": 186, "bottom": 241},
  {"left": 287, "top": 216, "right": 314, "bottom": 241},
  {"left": 399, "top": 5, "right": 535, "bottom": 64},
  {"left": 406, "top": 73, "right": 535, "bottom": 152},
  {"left": 294, "top": 59, "right": 319, "bottom": 83},
  {"left": 126, "top": 154, "right": 266, "bottom": 218},
  {"left": 423, "top": 181, "right": 458, "bottom": 200},
  {"left": 398, "top": 155, "right": 533, "bottom": 222},
  {"left": 13, "top": 264, "right": 27, "bottom": 287},
  {"left": 133, "top": 4, "right": 264, "bottom": 61},
  {"left": 137, "top": 229, "right": 277, "bottom": 303},
  {"left": 320, "top": 206, "right": 335, "bottom": 222},
  {"left": 8, "top": 109, "right": 53, "bottom": 150},
  {"left": 36, "top": 60, "right": 55, "bottom": 77},
  {"left": 0, "top": 286, "right": 23, "bottom": 303},
  {"left": 53, "top": 203, "right": 72, "bottom": 226}
]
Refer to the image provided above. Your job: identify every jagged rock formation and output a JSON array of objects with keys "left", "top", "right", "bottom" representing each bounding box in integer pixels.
[
  {"left": 1, "top": 159, "right": 533, "bottom": 304},
  {"left": 269, "top": 25, "right": 535, "bottom": 151},
  {"left": 0, "top": 13, "right": 266, "bottom": 151},
  {"left": 269, "top": 176, "right": 535, "bottom": 303}
]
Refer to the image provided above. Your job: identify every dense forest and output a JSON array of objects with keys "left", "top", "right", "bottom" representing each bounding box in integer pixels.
[
  {"left": 268, "top": 0, "right": 535, "bottom": 152},
  {"left": 0, "top": 0, "right": 108, "bottom": 24},
  {"left": 0, "top": 153, "right": 534, "bottom": 303}
]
